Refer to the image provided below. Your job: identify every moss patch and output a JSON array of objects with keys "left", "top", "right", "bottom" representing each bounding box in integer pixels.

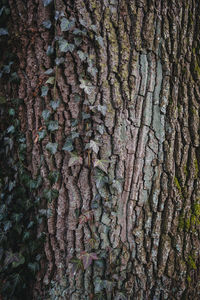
[
  {"left": 187, "top": 255, "right": 197, "bottom": 270},
  {"left": 194, "top": 157, "right": 199, "bottom": 178},
  {"left": 174, "top": 176, "right": 182, "bottom": 194}
]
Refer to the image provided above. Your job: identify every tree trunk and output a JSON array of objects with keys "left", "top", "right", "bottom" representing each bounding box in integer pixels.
[{"left": 7, "top": 0, "right": 200, "bottom": 298}]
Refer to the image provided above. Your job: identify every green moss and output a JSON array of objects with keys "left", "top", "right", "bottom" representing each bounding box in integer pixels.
[
  {"left": 178, "top": 104, "right": 182, "bottom": 113},
  {"left": 168, "top": 97, "right": 173, "bottom": 105},
  {"left": 194, "top": 59, "right": 200, "bottom": 76},
  {"left": 174, "top": 176, "right": 182, "bottom": 194},
  {"left": 192, "top": 106, "right": 198, "bottom": 116},
  {"left": 183, "top": 165, "right": 188, "bottom": 177},
  {"left": 194, "top": 158, "right": 199, "bottom": 178},
  {"left": 193, "top": 201, "right": 200, "bottom": 217},
  {"left": 190, "top": 214, "right": 196, "bottom": 227},
  {"left": 187, "top": 275, "right": 191, "bottom": 284},
  {"left": 187, "top": 255, "right": 197, "bottom": 270},
  {"left": 178, "top": 214, "right": 185, "bottom": 230},
  {"left": 185, "top": 218, "right": 191, "bottom": 232}
]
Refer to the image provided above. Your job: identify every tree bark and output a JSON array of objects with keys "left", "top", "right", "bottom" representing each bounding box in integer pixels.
[{"left": 7, "top": 0, "right": 200, "bottom": 299}]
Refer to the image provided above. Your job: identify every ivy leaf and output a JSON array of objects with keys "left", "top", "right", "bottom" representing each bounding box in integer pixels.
[
  {"left": 103, "top": 280, "right": 115, "bottom": 292},
  {"left": 50, "top": 99, "right": 60, "bottom": 110},
  {"left": 94, "top": 169, "right": 109, "bottom": 189},
  {"left": 41, "top": 86, "right": 49, "bottom": 97},
  {"left": 95, "top": 36, "right": 104, "bottom": 47},
  {"left": 10, "top": 72, "right": 20, "bottom": 83},
  {"left": 54, "top": 10, "right": 60, "bottom": 21},
  {"left": 46, "top": 45, "right": 54, "bottom": 56},
  {"left": 73, "top": 28, "right": 87, "bottom": 36},
  {"left": 112, "top": 178, "right": 124, "bottom": 194},
  {"left": 86, "top": 140, "right": 99, "bottom": 154},
  {"left": 71, "top": 131, "right": 79, "bottom": 139},
  {"left": 97, "top": 125, "right": 104, "bottom": 135},
  {"left": 68, "top": 153, "right": 83, "bottom": 167},
  {"left": 46, "top": 76, "right": 55, "bottom": 85},
  {"left": 43, "top": 189, "right": 59, "bottom": 202},
  {"left": 54, "top": 10, "right": 64, "bottom": 21},
  {"left": 94, "top": 278, "right": 104, "bottom": 293},
  {"left": 59, "top": 39, "right": 75, "bottom": 52},
  {"left": 60, "top": 17, "right": 75, "bottom": 31},
  {"left": 77, "top": 50, "right": 88, "bottom": 61},
  {"left": 91, "top": 194, "right": 101, "bottom": 209},
  {"left": 90, "top": 24, "right": 98, "bottom": 32},
  {"left": 0, "top": 7, "right": 5, "bottom": 16},
  {"left": 74, "top": 94, "right": 81, "bottom": 102},
  {"left": 79, "top": 19, "right": 87, "bottom": 27},
  {"left": 71, "top": 119, "right": 78, "bottom": 127},
  {"left": 42, "top": 109, "right": 51, "bottom": 120},
  {"left": 47, "top": 120, "right": 59, "bottom": 132},
  {"left": 80, "top": 252, "right": 98, "bottom": 269},
  {"left": 0, "top": 28, "right": 8, "bottom": 36},
  {"left": 38, "top": 130, "right": 47, "bottom": 141},
  {"left": 43, "top": 0, "right": 53, "bottom": 7},
  {"left": 115, "top": 293, "right": 128, "bottom": 300},
  {"left": 70, "top": 258, "right": 83, "bottom": 275},
  {"left": 23, "top": 231, "right": 30, "bottom": 241},
  {"left": 55, "top": 57, "right": 65, "bottom": 65},
  {"left": 7, "top": 125, "right": 15, "bottom": 134},
  {"left": 79, "top": 78, "right": 95, "bottom": 96},
  {"left": 82, "top": 112, "right": 90, "bottom": 120},
  {"left": 87, "top": 65, "right": 98, "bottom": 77},
  {"left": 8, "top": 108, "right": 15, "bottom": 116},
  {"left": 4, "top": 220, "right": 12, "bottom": 231},
  {"left": 44, "top": 68, "right": 54, "bottom": 75},
  {"left": 46, "top": 142, "right": 58, "bottom": 154},
  {"left": 94, "top": 159, "right": 110, "bottom": 173},
  {"left": 12, "top": 213, "right": 23, "bottom": 223},
  {"left": 48, "top": 171, "right": 59, "bottom": 184},
  {"left": 74, "top": 36, "right": 82, "bottom": 46},
  {"left": 28, "top": 262, "right": 39, "bottom": 273},
  {"left": 12, "top": 254, "right": 25, "bottom": 268},
  {"left": 62, "top": 138, "right": 74, "bottom": 152},
  {"left": 4, "top": 251, "right": 19, "bottom": 265},
  {"left": 97, "top": 105, "right": 107, "bottom": 116},
  {"left": 42, "top": 20, "right": 52, "bottom": 29},
  {"left": 3, "top": 62, "right": 13, "bottom": 73}
]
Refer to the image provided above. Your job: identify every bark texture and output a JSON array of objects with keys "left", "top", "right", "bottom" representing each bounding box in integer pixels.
[{"left": 8, "top": 0, "right": 200, "bottom": 299}]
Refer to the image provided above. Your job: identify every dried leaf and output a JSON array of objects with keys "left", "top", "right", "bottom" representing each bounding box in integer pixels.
[{"left": 46, "top": 76, "right": 55, "bottom": 85}]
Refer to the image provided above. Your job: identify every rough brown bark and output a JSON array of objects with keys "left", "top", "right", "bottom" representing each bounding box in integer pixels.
[{"left": 7, "top": 0, "right": 200, "bottom": 299}]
